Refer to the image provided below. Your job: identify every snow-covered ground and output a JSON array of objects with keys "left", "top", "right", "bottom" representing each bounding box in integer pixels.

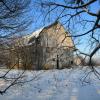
[{"left": 0, "top": 67, "right": 100, "bottom": 100}]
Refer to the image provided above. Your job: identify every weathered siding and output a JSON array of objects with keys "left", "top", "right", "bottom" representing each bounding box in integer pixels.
[
  {"left": 39, "top": 22, "right": 74, "bottom": 69},
  {"left": 8, "top": 21, "right": 75, "bottom": 70}
]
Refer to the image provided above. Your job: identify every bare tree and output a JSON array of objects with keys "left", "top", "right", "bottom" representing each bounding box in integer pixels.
[
  {"left": 34, "top": 0, "right": 100, "bottom": 78},
  {"left": 0, "top": 0, "right": 35, "bottom": 94},
  {"left": 0, "top": 0, "right": 100, "bottom": 94}
]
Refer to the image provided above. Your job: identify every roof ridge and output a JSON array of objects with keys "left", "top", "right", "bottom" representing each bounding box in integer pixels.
[{"left": 26, "top": 21, "right": 60, "bottom": 38}]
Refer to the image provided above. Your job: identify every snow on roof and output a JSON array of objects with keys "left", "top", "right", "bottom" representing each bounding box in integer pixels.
[
  {"left": 29, "top": 27, "right": 44, "bottom": 38},
  {"left": 25, "top": 27, "right": 44, "bottom": 40},
  {"left": 23, "top": 21, "right": 60, "bottom": 44},
  {"left": 24, "top": 21, "right": 59, "bottom": 42},
  {"left": 14, "top": 21, "right": 64, "bottom": 46},
  {"left": 23, "top": 27, "right": 44, "bottom": 44}
]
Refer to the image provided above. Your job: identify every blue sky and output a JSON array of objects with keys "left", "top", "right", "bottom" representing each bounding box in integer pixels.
[
  {"left": 0, "top": 0, "right": 99, "bottom": 56},
  {"left": 26, "top": 0, "right": 99, "bottom": 55}
]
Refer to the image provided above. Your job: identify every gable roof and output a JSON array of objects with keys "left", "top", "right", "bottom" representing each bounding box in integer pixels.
[
  {"left": 23, "top": 21, "right": 59, "bottom": 44},
  {"left": 27, "top": 28, "right": 44, "bottom": 38},
  {"left": 23, "top": 21, "right": 74, "bottom": 48}
]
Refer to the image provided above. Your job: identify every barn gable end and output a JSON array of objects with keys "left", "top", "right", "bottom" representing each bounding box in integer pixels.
[{"left": 9, "top": 21, "right": 75, "bottom": 70}]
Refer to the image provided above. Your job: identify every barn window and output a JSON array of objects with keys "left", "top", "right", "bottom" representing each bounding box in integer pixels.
[
  {"left": 46, "top": 47, "right": 51, "bottom": 53},
  {"left": 36, "top": 37, "right": 40, "bottom": 44},
  {"left": 52, "top": 58, "right": 56, "bottom": 61},
  {"left": 70, "top": 61, "right": 73, "bottom": 64}
]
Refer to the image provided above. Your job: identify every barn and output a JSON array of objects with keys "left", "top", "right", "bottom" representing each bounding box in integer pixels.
[{"left": 9, "top": 21, "right": 75, "bottom": 70}]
